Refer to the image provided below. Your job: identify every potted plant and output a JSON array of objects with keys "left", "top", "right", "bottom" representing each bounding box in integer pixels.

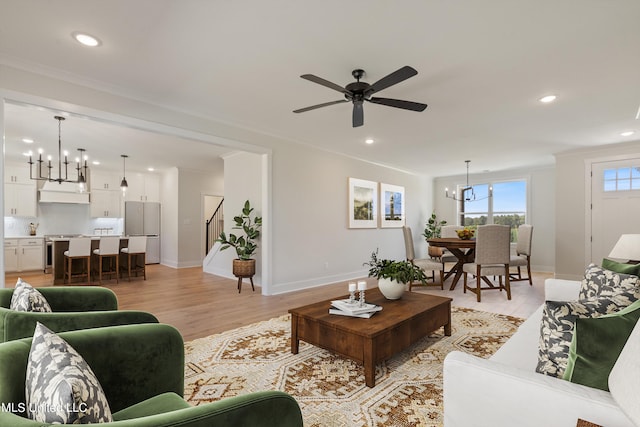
[
  {"left": 216, "top": 200, "right": 262, "bottom": 279},
  {"left": 363, "top": 250, "right": 428, "bottom": 299},
  {"left": 422, "top": 212, "right": 447, "bottom": 257}
]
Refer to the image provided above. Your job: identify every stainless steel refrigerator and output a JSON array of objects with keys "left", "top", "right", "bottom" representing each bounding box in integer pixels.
[{"left": 124, "top": 201, "right": 161, "bottom": 264}]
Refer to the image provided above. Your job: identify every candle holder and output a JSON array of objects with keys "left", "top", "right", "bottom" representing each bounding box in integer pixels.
[
  {"left": 357, "top": 281, "right": 367, "bottom": 307},
  {"left": 348, "top": 282, "right": 357, "bottom": 304},
  {"left": 359, "top": 289, "right": 366, "bottom": 307}
]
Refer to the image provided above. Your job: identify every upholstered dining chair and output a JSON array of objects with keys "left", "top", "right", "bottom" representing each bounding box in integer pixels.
[
  {"left": 63, "top": 238, "right": 92, "bottom": 284},
  {"left": 120, "top": 236, "right": 147, "bottom": 281},
  {"left": 462, "top": 224, "right": 511, "bottom": 302},
  {"left": 510, "top": 224, "right": 534, "bottom": 285},
  {"left": 93, "top": 236, "right": 120, "bottom": 284},
  {"left": 402, "top": 226, "right": 444, "bottom": 290}
]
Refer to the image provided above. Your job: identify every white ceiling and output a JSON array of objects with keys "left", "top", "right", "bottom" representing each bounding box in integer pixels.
[{"left": 1, "top": 0, "right": 639, "bottom": 176}]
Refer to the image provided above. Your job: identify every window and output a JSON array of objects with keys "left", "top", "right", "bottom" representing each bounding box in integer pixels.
[
  {"left": 603, "top": 166, "right": 640, "bottom": 192},
  {"left": 461, "top": 180, "right": 527, "bottom": 242}
]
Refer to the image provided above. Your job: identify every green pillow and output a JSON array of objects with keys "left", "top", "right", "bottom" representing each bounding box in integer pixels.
[
  {"left": 563, "top": 299, "right": 640, "bottom": 391},
  {"left": 602, "top": 258, "right": 640, "bottom": 276}
]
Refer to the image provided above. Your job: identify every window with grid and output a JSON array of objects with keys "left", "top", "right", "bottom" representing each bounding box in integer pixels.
[
  {"left": 603, "top": 165, "right": 640, "bottom": 192},
  {"left": 461, "top": 180, "right": 527, "bottom": 242}
]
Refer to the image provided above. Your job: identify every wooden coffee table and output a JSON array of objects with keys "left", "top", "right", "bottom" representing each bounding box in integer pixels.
[{"left": 289, "top": 288, "right": 452, "bottom": 387}]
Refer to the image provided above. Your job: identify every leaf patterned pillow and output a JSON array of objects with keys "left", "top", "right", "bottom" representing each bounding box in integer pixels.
[
  {"left": 9, "top": 278, "right": 52, "bottom": 312},
  {"left": 579, "top": 263, "right": 640, "bottom": 301},
  {"left": 536, "top": 297, "right": 636, "bottom": 378},
  {"left": 26, "top": 323, "right": 113, "bottom": 424}
]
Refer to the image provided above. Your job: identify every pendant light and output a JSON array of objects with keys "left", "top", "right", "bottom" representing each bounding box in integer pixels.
[
  {"left": 120, "top": 154, "right": 128, "bottom": 193},
  {"left": 77, "top": 148, "right": 88, "bottom": 193}
]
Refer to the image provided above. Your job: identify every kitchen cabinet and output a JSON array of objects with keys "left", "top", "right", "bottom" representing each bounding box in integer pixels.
[
  {"left": 90, "top": 170, "right": 122, "bottom": 191},
  {"left": 125, "top": 173, "right": 160, "bottom": 202},
  {"left": 4, "top": 240, "right": 19, "bottom": 272},
  {"left": 4, "top": 183, "right": 37, "bottom": 217},
  {"left": 4, "top": 238, "right": 43, "bottom": 272},
  {"left": 4, "top": 164, "right": 33, "bottom": 184},
  {"left": 90, "top": 189, "right": 122, "bottom": 218}
]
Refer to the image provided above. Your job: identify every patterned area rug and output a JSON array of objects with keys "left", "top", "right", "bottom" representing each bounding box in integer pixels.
[{"left": 184, "top": 307, "right": 523, "bottom": 427}]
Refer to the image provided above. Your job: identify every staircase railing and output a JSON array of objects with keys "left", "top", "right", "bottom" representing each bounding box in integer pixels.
[{"left": 206, "top": 198, "right": 224, "bottom": 254}]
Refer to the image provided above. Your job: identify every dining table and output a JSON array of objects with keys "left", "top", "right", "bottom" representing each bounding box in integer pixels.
[{"left": 427, "top": 237, "right": 476, "bottom": 290}]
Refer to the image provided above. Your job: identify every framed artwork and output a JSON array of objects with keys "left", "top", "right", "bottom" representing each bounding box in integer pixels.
[
  {"left": 348, "top": 178, "right": 378, "bottom": 228},
  {"left": 380, "top": 183, "right": 405, "bottom": 228}
]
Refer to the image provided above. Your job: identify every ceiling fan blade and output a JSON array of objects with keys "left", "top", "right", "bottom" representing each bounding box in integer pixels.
[
  {"left": 367, "top": 66, "right": 418, "bottom": 95},
  {"left": 293, "top": 99, "right": 349, "bottom": 113},
  {"left": 352, "top": 102, "right": 364, "bottom": 127},
  {"left": 368, "top": 97, "right": 427, "bottom": 112},
  {"left": 300, "top": 74, "right": 350, "bottom": 95}
]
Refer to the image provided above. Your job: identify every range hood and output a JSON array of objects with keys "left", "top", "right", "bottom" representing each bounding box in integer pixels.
[{"left": 39, "top": 181, "right": 90, "bottom": 204}]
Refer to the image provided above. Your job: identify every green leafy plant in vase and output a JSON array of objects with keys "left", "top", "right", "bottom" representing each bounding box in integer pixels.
[
  {"left": 363, "top": 250, "right": 428, "bottom": 299},
  {"left": 216, "top": 200, "right": 262, "bottom": 279},
  {"left": 422, "top": 211, "right": 447, "bottom": 257}
]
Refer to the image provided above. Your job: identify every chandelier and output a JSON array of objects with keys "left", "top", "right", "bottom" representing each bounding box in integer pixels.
[
  {"left": 28, "top": 115, "right": 88, "bottom": 190},
  {"left": 445, "top": 160, "right": 492, "bottom": 202}
]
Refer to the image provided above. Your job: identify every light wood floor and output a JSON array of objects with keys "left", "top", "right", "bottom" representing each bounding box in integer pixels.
[{"left": 5, "top": 265, "right": 552, "bottom": 342}]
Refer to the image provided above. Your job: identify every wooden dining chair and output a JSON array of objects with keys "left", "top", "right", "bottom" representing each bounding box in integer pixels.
[
  {"left": 402, "top": 226, "right": 444, "bottom": 290},
  {"left": 510, "top": 224, "right": 533, "bottom": 285},
  {"left": 462, "top": 224, "right": 511, "bottom": 302}
]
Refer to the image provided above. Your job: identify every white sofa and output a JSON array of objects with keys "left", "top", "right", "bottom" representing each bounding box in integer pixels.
[{"left": 443, "top": 278, "right": 638, "bottom": 427}]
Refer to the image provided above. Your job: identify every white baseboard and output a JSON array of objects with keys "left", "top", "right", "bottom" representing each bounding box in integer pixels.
[{"left": 267, "top": 269, "right": 369, "bottom": 295}]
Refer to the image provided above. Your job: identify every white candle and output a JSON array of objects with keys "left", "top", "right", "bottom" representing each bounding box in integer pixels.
[
  {"left": 357, "top": 281, "right": 367, "bottom": 291},
  {"left": 348, "top": 282, "right": 356, "bottom": 292}
]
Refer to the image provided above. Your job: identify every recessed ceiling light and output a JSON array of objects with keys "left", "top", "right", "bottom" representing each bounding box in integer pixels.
[
  {"left": 92, "top": 161, "right": 100, "bottom": 165},
  {"left": 22, "top": 138, "right": 33, "bottom": 144},
  {"left": 72, "top": 32, "right": 101, "bottom": 47},
  {"left": 365, "top": 139, "right": 374, "bottom": 144},
  {"left": 147, "top": 167, "right": 155, "bottom": 172},
  {"left": 539, "top": 95, "right": 557, "bottom": 103},
  {"left": 620, "top": 131, "right": 635, "bottom": 137}
]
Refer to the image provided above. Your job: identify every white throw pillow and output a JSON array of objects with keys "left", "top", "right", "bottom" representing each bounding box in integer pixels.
[
  {"left": 9, "top": 278, "right": 52, "bottom": 312},
  {"left": 25, "top": 322, "right": 113, "bottom": 423}
]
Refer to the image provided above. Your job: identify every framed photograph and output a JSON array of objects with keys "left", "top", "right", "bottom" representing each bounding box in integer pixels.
[
  {"left": 348, "top": 178, "right": 378, "bottom": 228},
  {"left": 380, "top": 183, "right": 405, "bottom": 228}
]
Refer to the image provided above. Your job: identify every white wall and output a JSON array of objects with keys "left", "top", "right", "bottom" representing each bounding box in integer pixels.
[
  {"left": 433, "top": 165, "right": 556, "bottom": 272},
  {"left": 555, "top": 140, "right": 640, "bottom": 280},
  {"left": 268, "top": 141, "right": 430, "bottom": 294},
  {"left": 177, "top": 162, "right": 224, "bottom": 267},
  {"left": 160, "top": 168, "right": 179, "bottom": 268}
]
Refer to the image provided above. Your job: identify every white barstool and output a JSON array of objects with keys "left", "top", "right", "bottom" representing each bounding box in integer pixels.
[
  {"left": 92, "top": 236, "right": 120, "bottom": 284},
  {"left": 121, "top": 236, "right": 147, "bottom": 281},
  {"left": 63, "top": 238, "right": 92, "bottom": 284}
]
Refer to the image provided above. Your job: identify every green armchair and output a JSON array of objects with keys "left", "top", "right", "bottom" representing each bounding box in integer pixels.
[
  {"left": 0, "top": 286, "right": 158, "bottom": 342},
  {"left": 0, "top": 323, "right": 304, "bottom": 426}
]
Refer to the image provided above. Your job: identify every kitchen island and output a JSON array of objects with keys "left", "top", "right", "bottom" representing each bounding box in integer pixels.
[{"left": 51, "top": 236, "right": 143, "bottom": 284}]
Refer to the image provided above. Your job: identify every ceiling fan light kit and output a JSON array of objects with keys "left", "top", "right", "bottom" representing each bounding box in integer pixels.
[{"left": 294, "top": 66, "right": 428, "bottom": 127}]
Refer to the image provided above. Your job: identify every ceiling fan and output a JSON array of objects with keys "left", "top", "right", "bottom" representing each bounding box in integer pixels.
[{"left": 293, "top": 66, "right": 428, "bottom": 128}]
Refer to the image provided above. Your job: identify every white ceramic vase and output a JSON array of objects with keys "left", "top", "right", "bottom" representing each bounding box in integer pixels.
[{"left": 377, "top": 277, "right": 407, "bottom": 300}]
